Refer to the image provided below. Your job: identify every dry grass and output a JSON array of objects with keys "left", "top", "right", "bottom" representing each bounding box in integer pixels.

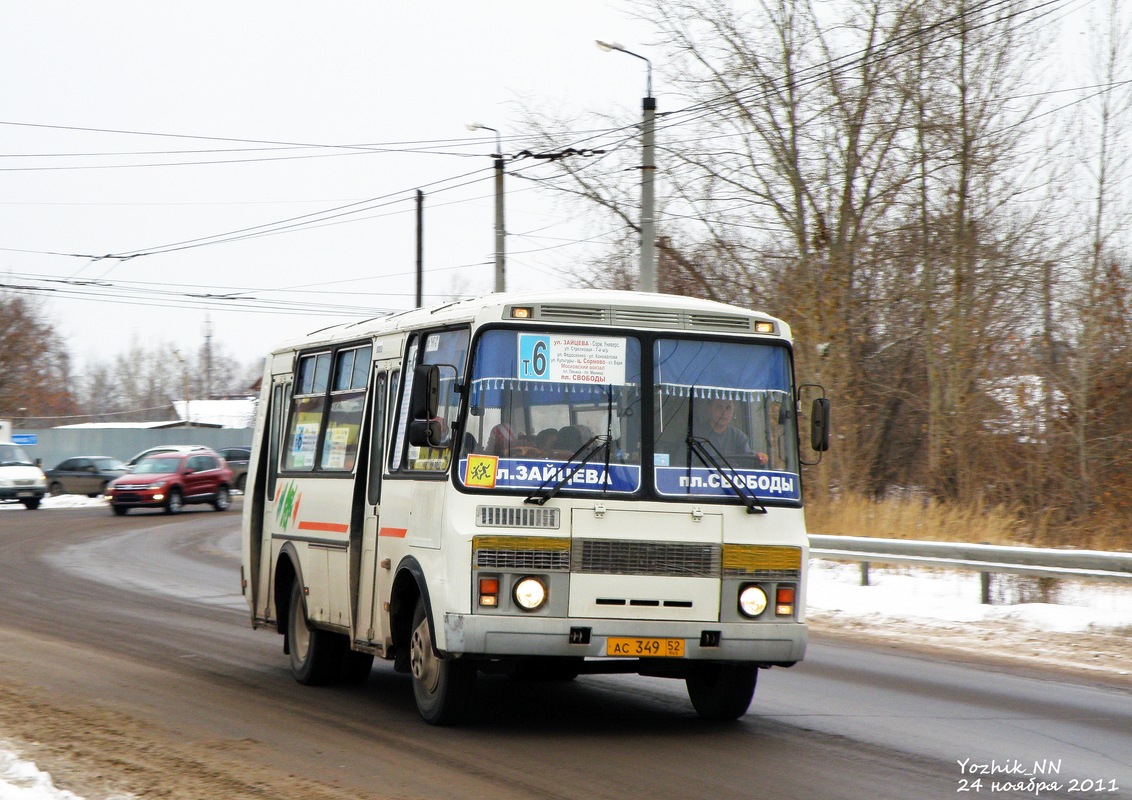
[{"left": 804, "top": 492, "right": 1132, "bottom": 551}]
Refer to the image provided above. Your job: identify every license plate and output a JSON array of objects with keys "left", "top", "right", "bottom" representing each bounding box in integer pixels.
[{"left": 606, "top": 637, "right": 685, "bottom": 658}]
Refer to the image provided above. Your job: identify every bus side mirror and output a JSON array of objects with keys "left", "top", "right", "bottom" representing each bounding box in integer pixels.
[
  {"left": 408, "top": 419, "right": 446, "bottom": 448},
  {"left": 810, "top": 397, "right": 830, "bottom": 452},
  {"left": 409, "top": 364, "right": 440, "bottom": 421},
  {"left": 407, "top": 364, "right": 451, "bottom": 449}
]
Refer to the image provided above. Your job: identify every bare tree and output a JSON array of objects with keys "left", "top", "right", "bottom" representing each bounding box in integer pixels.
[
  {"left": 0, "top": 291, "right": 77, "bottom": 424},
  {"left": 1065, "top": 0, "right": 1132, "bottom": 518}
]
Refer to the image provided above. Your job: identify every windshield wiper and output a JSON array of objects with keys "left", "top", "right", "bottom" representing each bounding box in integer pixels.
[
  {"left": 526, "top": 386, "right": 618, "bottom": 506},
  {"left": 686, "top": 436, "right": 767, "bottom": 515},
  {"left": 684, "top": 387, "right": 766, "bottom": 514},
  {"left": 525, "top": 435, "right": 612, "bottom": 506}
]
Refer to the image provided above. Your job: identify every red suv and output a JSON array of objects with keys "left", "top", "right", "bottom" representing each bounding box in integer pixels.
[{"left": 107, "top": 449, "right": 234, "bottom": 515}]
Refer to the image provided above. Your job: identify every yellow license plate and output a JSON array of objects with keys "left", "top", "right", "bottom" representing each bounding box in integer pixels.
[{"left": 606, "top": 637, "right": 685, "bottom": 658}]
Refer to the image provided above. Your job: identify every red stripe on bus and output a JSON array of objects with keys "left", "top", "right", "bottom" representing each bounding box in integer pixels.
[
  {"left": 379, "top": 527, "right": 408, "bottom": 538},
  {"left": 297, "top": 521, "right": 350, "bottom": 534}
]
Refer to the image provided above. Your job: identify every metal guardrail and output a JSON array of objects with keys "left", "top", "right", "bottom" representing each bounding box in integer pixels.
[{"left": 808, "top": 534, "right": 1132, "bottom": 603}]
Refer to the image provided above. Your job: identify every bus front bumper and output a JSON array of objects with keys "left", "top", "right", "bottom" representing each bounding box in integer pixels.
[{"left": 442, "top": 613, "right": 806, "bottom": 665}]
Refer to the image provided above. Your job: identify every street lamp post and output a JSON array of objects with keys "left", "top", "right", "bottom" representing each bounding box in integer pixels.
[
  {"left": 467, "top": 123, "right": 506, "bottom": 293},
  {"left": 597, "top": 40, "right": 657, "bottom": 293}
]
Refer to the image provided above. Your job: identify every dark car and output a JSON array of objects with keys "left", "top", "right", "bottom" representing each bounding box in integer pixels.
[
  {"left": 217, "top": 446, "right": 251, "bottom": 492},
  {"left": 106, "top": 450, "right": 234, "bottom": 515},
  {"left": 44, "top": 456, "right": 128, "bottom": 497}
]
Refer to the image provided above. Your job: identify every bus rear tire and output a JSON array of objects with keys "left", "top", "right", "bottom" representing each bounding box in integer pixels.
[
  {"left": 287, "top": 581, "right": 343, "bottom": 686},
  {"left": 685, "top": 663, "right": 758, "bottom": 721},
  {"left": 410, "top": 597, "right": 475, "bottom": 725}
]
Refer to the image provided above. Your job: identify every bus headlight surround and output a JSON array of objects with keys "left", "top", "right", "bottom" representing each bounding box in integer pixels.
[
  {"left": 513, "top": 576, "right": 547, "bottom": 611},
  {"left": 738, "top": 584, "right": 768, "bottom": 618}
]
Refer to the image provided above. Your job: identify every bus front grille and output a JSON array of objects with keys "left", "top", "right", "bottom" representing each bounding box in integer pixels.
[
  {"left": 573, "top": 539, "right": 721, "bottom": 578},
  {"left": 476, "top": 505, "right": 560, "bottom": 529}
]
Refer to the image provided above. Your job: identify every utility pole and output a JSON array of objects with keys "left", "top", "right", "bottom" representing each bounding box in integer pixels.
[
  {"left": 597, "top": 40, "right": 657, "bottom": 293},
  {"left": 467, "top": 123, "right": 506, "bottom": 291},
  {"left": 416, "top": 190, "right": 424, "bottom": 308},
  {"left": 641, "top": 92, "right": 656, "bottom": 293},
  {"left": 203, "top": 315, "right": 213, "bottom": 398}
]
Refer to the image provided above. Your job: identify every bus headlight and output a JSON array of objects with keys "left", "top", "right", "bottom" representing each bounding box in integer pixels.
[
  {"left": 513, "top": 577, "right": 547, "bottom": 611},
  {"left": 738, "top": 585, "right": 768, "bottom": 618}
]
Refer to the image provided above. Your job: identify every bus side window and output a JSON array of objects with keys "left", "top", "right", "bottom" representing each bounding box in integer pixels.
[
  {"left": 394, "top": 328, "right": 469, "bottom": 473},
  {"left": 389, "top": 342, "right": 417, "bottom": 471},
  {"left": 367, "top": 372, "right": 387, "bottom": 505},
  {"left": 267, "top": 382, "right": 286, "bottom": 501}
]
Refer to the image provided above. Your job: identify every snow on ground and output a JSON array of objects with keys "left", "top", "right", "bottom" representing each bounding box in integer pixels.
[
  {"left": 0, "top": 748, "right": 124, "bottom": 800},
  {"left": 807, "top": 558, "right": 1132, "bottom": 635},
  {"left": 0, "top": 496, "right": 107, "bottom": 512}
]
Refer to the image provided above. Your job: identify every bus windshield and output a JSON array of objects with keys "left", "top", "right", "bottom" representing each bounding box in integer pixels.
[
  {"left": 457, "top": 329, "right": 643, "bottom": 494},
  {"left": 653, "top": 338, "right": 800, "bottom": 502}
]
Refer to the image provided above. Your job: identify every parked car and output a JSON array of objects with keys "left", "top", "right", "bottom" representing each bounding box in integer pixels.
[
  {"left": 217, "top": 446, "right": 251, "bottom": 491},
  {"left": 106, "top": 449, "right": 233, "bottom": 515},
  {"left": 0, "top": 441, "right": 47, "bottom": 510},
  {"left": 123, "top": 444, "right": 209, "bottom": 470},
  {"left": 44, "top": 456, "right": 127, "bottom": 497}
]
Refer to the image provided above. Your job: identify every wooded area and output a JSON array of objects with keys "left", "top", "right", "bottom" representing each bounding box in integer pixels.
[
  {"left": 523, "top": 0, "right": 1132, "bottom": 546},
  {"left": 0, "top": 293, "right": 258, "bottom": 427}
]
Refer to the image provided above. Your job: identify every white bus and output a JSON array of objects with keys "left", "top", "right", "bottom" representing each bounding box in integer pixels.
[{"left": 241, "top": 290, "right": 830, "bottom": 724}]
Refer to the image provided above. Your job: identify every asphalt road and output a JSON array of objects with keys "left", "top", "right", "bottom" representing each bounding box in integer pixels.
[{"left": 0, "top": 502, "right": 1129, "bottom": 799}]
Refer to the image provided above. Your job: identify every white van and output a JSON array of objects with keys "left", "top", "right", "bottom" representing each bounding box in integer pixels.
[{"left": 0, "top": 441, "right": 47, "bottom": 510}]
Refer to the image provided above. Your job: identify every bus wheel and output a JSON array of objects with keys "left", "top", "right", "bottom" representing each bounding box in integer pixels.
[
  {"left": 409, "top": 597, "right": 475, "bottom": 725},
  {"left": 287, "top": 581, "right": 342, "bottom": 686},
  {"left": 685, "top": 663, "right": 758, "bottom": 721}
]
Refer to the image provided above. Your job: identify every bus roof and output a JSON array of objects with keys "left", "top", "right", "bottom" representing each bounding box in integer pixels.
[{"left": 270, "top": 289, "right": 790, "bottom": 354}]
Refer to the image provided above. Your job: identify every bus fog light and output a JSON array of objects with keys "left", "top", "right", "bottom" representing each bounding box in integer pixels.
[
  {"left": 738, "top": 585, "right": 768, "bottom": 618},
  {"left": 513, "top": 577, "right": 547, "bottom": 611}
]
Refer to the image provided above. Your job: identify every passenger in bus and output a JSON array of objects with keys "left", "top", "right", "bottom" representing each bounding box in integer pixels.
[
  {"left": 535, "top": 427, "right": 559, "bottom": 453},
  {"left": 556, "top": 425, "right": 588, "bottom": 454},
  {"left": 485, "top": 422, "right": 520, "bottom": 457}
]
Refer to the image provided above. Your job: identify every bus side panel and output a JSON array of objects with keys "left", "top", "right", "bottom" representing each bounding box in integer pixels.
[
  {"left": 271, "top": 476, "right": 354, "bottom": 629},
  {"left": 371, "top": 478, "right": 449, "bottom": 643}
]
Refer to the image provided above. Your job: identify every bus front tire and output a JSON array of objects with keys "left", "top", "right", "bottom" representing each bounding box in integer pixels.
[
  {"left": 409, "top": 597, "right": 475, "bottom": 725},
  {"left": 685, "top": 663, "right": 758, "bottom": 721},
  {"left": 287, "top": 581, "right": 343, "bottom": 686}
]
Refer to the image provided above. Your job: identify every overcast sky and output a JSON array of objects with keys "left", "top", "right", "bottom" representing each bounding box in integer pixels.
[
  {"left": 0, "top": 1, "right": 656, "bottom": 373},
  {"left": 0, "top": 1, "right": 1107, "bottom": 379}
]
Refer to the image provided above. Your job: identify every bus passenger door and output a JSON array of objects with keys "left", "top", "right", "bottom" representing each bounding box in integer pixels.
[
  {"left": 249, "top": 378, "right": 289, "bottom": 624},
  {"left": 355, "top": 367, "right": 393, "bottom": 648}
]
